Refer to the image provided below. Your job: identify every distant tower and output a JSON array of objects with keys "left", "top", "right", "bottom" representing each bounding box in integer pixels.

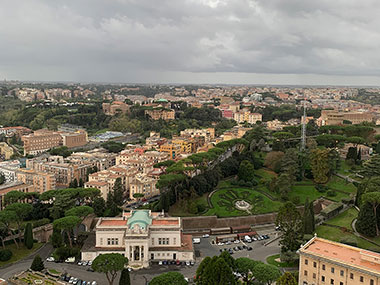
[{"left": 301, "top": 100, "right": 307, "bottom": 151}]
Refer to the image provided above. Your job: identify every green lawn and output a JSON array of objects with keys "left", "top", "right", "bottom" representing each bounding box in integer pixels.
[
  {"left": 204, "top": 187, "right": 282, "bottom": 217},
  {"left": 0, "top": 243, "right": 43, "bottom": 267},
  {"left": 169, "top": 193, "right": 208, "bottom": 217},
  {"left": 266, "top": 254, "right": 298, "bottom": 268},
  {"left": 289, "top": 184, "right": 350, "bottom": 205},
  {"left": 315, "top": 225, "right": 376, "bottom": 250},
  {"left": 255, "top": 168, "right": 277, "bottom": 181},
  {"left": 326, "top": 176, "right": 357, "bottom": 193},
  {"left": 325, "top": 208, "right": 358, "bottom": 229}
]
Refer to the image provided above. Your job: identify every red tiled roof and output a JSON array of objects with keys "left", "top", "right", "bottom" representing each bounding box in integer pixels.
[
  {"left": 99, "top": 219, "right": 128, "bottom": 226},
  {"left": 152, "top": 219, "right": 179, "bottom": 226}
]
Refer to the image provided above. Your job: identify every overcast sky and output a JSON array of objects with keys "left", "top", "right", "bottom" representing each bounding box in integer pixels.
[{"left": 1, "top": 0, "right": 380, "bottom": 85}]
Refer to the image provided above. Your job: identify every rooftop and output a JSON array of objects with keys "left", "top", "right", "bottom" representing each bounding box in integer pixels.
[
  {"left": 151, "top": 219, "right": 179, "bottom": 226},
  {"left": 99, "top": 219, "right": 128, "bottom": 227},
  {"left": 127, "top": 210, "right": 152, "bottom": 229},
  {"left": 300, "top": 237, "right": 380, "bottom": 275}
]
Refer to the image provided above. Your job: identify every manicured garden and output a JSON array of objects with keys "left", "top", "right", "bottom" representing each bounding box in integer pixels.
[{"left": 266, "top": 254, "right": 298, "bottom": 268}]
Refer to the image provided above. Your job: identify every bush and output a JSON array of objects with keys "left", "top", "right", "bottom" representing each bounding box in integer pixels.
[
  {"left": 339, "top": 236, "right": 357, "bottom": 247},
  {"left": 30, "top": 255, "right": 44, "bottom": 271},
  {"left": 327, "top": 190, "right": 337, "bottom": 197},
  {"left": 315, "top": 184, "right": 328, "bottom": 193},
  {"left": 280, "top": 251, "right": 299, "bottom": 264},
  {"left": 196, "top": 203, "right": 206, "bottom": 213},
  {"left": 32, "top": 218, "right": 50, "bottom": 228},
  {"left": 290, "top": 196, "right": 300, "bottom": 205},
  {"left": 0, "top": 249, "right": 13, "bottom": 261},
  {"left": 341, "top": 197, "right": 353, "bottom": 205}
]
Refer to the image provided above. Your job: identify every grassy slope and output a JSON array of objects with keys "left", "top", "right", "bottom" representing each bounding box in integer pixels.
[{"left": 0, "top": 243, "right": 43, "bottom": 267}]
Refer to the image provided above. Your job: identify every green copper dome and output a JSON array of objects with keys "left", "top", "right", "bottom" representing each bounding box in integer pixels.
[{"left": 127, "top": 210, "right": 152, "bottom": 229}]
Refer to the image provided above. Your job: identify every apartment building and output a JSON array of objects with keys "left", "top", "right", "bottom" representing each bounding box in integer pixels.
[
  {"left": 129, "top": 174, "right": 158, "bottom": 200},
  {"left": 102, "top": 101, "right": 130, "bottom": 116},
  {"left": 233, "top": 111, "right": 263, "bottom": 124},
  {"left": 0, "top": 143, "right": 14, "bottom": 160},
  {"left": 0, "top": 182, "right": 33, "bottom": 210},
  {"left": 0, "top": 126, "right": 31, "bottom": 138},
  {"left": 85, "top": 170, "right": 125, "bottom": 200},
  {"left": 145, "top": 109, "right": 175, "bottom": 120},
  {"left": 159, "top": 144, "right": 181, "bottom": 160},
  {"left": 81, "top": 210, "right": 194, "bottom": 268},
  {"left": 319, "top": 110, "right": 374, "bottom": 126},
  {"left": 21, "top": 129, "right": 88, "bottom": 155},
  {"left": 0, "top": 160, "right": 21, "bottom": 183},
  {"left": 180, "top": 128, "right": 215, "bottom": 142},
  {"left": 16, "top": 169, "right": 55, "bottom": 193},
  {"left": 68, "top": 150, "right": 117, "bottom": 171},
  {"left": 298, "top": 236, "right": 380, "bottom": 285}
]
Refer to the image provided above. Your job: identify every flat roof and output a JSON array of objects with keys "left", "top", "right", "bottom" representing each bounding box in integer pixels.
[
  {"left": 151, "top": 219, "right": 179, "bottom": 226},
  {"left": 99, "top": 219, "right": 128, "bottom": 227},
  {"left": 301, "top": 237, "right": 380, "bottom": 274}
]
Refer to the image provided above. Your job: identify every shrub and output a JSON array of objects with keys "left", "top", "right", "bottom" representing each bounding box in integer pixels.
[
  {"left": 30, "top": 255, "right": 44, "bottom": 271},
  {"left": 315, "top": 184, "right": 328, "bottom": 193},
  {"left": 327, "top": 190, "right": 337, "bottom": 197},
  {"left": 290, "top": 196, "right": 300, "bottom": 205},
  {"left": 280, "top": 251, "right": 299, "bottom": 264},
  {"left": 32, "top": 218, "right": 50, "bottom": 228},
  {"left": 0, "top": 249, "right": 13, "bottom": 261}
]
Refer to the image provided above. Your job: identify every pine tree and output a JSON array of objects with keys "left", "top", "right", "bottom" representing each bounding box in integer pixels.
[
  {"left": 24, "top": 223, "right": 34, "bottom": 249},
  {"left": 356, "top": 202, "right": 377, "bottom": 237},
  {"left": 277, "top": 272, "right": 297, "bottom": 285},
  {"left": 302, "top": 199, "right": 315, "bottom": 235},
  {"left": 30, "top": 255, "right": 44, "bottom": 271},
  {"left": 119, "top": 268, "right": 131, "bottom": 285}
]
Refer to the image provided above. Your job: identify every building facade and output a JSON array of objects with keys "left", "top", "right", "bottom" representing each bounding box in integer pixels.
[
  {"left": 298, "top": 236, "right": 380, "bottom": 285},
  {"left": 145, "top": 109, "right": 175, "bottom": 120},
  {"left": 81, "top": 210, "right": 194, "bottom": 268}
]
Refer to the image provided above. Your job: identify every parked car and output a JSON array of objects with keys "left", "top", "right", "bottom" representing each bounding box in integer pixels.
[
  {"left": 88, "top": 260, "right": 93, "bottom": 266},
  {"left": 65, "top": 257, "right": 75, "bottom": 263},
  {"left": 87, "top": 268, "right": 94, "bottom": 272},
  {"left": 190, "top": 261, "right": 195, "bottom": 266},
  {"left": 176, "top": 260, "right": 181, "bottom": 265},
  {"left": 158, "top": 261, "right": 163, "bottom": 265},
  {"left": 91, "top": 282, "right": 97, "bottom": 285},
  {"left": 46, "top": 256, "right": 55, "bottom": 262},
  {"left": 234, "top": 240, "right": 240, "bottom": 244},
  {"left": 247, "top": 246, "right": 253, "bottom": 251},
  {"left": 237, "top": 246, "right": 243, "bottom": 250},
  {"left": 202, "top": 234, "right": 210, "bottom": 238},
  {"left": 82, "top": 261, "right": 88, "bottom": 266},
  {"left": 186, "top": 261, "right": 191, "bottom": 266},
  {"left": 77, "top": 261, "right": 82, "bottom": 266}
]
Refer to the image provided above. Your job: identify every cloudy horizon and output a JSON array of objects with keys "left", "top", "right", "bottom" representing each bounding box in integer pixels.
[{"left": 1, "top": 0, "right": 380, "bottom": 85}]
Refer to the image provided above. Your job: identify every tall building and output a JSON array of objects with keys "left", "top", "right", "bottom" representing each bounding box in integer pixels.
[
  {"left": 298, "top": 236, "right": 380, "bottom": 285},
  {"left": 81, "top": 210, "right": 194, "bottom": 268},
  {"left": 0, "top": 143, "right": 14, "bottom": 160},
  {"left": 16, "top": 169, "right": 55, "bottom": 193},
  {"left": 145, "top": 109, "right": 175, "bottom": 120}
]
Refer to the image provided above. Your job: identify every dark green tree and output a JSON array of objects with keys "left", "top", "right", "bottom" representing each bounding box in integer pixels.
[
  {"left": 118, "top": 268, "right": 131, "bottom": 285},
  {"left": 92, "top": 197, "right": 106, "bottom": 216},
  {"left": 113, "top": 178, "right": 124, "bottom": 207},
  {"left": 219, "top": 251, "right": 235, "bottom": 270},
  {"left": 201, "top": 256, "right": 236, "bottom": 285},
  {"left": 276, "top": 202, "right": 303, "bottom": 252},
  {"left": 277, "top": 272, "right": 298, "bottom": 285},
  {"left": 5, "top": 203, "right": 33, "bottom": 242},
  {"left": 24, "top": 223, "right": 34, "bottom": 249},
  {"left": 50, "top": 227, "right": 63, "bottom": 248},
  {"left": 238, "top": 160, "right": 255, "bottom": 182},
  {"left": 356, "top": 202, "right": 377, "bottom": 237},
  {"left": 149, "top": 272, "right": 187, "bottom": 285},
  {"left": 252, "top": 263, "right": 281, "bottom": 285},
  {"left": 79, "top": 178, "right": 84, "bottom": 188},
  {"left": 92, "top": 253, "right": 128, "bottom": 285},
  {"left": 362, "top": 154, "right": 380, "bottom": 177},
  {"left": 53, "top": 216, "right": 81, "bottom": 247},
  {"left": 30, "top": 255, "right": 44, "bottom": 271},
  {"left": 302, "top": 198, "right": 315, "bottom": 235},
  {"left": 235, "top": 257, "right": 259, "bottom": 283}
]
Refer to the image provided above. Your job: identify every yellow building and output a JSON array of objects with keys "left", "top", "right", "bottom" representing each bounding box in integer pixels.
[
  {"left": 16, "top": 169, "right": 56, "bottom": 193},
  {"left": 0, "top": 142, "right": 14, "bottom": 160},
  {"left": 298, "top": 236, "right": 380, "bottom": 285},
  {"left": 172, "top": 138, "right": 193, "bottom": 154},
  {"left": 159, "top": 144, "right": 181, "bottom": 160}
]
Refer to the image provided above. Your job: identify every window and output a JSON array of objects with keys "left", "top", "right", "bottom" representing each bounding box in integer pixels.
[
  {"left": 151, "top": 238, "right": 154, "bottom": 245},
  {"left": 173, "top": 237, "right": 176, "bottom": 245},
  {"left": 350, "top": 273, "right": 354, "bottom": 279},
  {"left": 322, "top": 276, "right": 325, "bottom": 282},
  {"left": 330, "top": 279, "right": 334, "bottom": 285},
  {"left": 313, "top": 273, "right": 316, "bottom": 279},
  {"left": 313, "top": 261, "right": 317, "bottom": 268},
  {"left": 305, "top": 259, "right": 308, "bottom": 265},
  {"left": 107, "top": 238, "right": 119, "bottom": 245},
  {"left": 360, "top": 276, "right": 364, "bottom": 282},
  {"left": 304, "top": 270, "right": 308, "bottom": 276},
  {"left": 158, "top": 238, "right": 162, "bottom": 245},
  {"left": 340, "top": 282, "right": 343, "bottom": 285},
  {"left": 331, "top": 267, "right": 335, "bottom": 273},
  {"left": 100, "top": 238, "right": 103, "bottom": 245},
  {"left": 322, "top": 264, "right": 326, "bottom": 270},
  {"left": 370, "top": 280, "right": 374, "bottom": 285},
  {"left": 340, "top": 270, "right": 344, "bottom": 277}
]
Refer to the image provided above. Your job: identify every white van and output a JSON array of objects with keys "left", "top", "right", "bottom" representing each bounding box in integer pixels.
[
  {"left": 244, "top": 235, "right": 252, "bottom": 243},
  {"left": 193, "top": 238, "right": 201, "bottom": 244}
]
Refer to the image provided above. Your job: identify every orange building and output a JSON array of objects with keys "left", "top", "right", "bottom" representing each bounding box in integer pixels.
[
  {"left": 102, "top": 101, "right": 130, "bottom": 116},
  {"left": 0, "top": 182, "right": 33, "bottom": 210},
  {"left": 145, "top": 109, "right": 175, "bottom": 120},
  {"left": 298, "top": 236, "right": 380, "bottom": 285},
  {"left": 16, "top": 169, "right": 55, "bottom": 193}
]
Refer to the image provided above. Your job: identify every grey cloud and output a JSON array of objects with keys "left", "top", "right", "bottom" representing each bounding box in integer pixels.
[{"left": 1, "top": 0, "right": 380, "bottom": 84}]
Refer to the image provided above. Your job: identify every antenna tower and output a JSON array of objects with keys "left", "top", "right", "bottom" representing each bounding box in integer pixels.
[{"left": 301, "top": 99, "right": 307, "bottom": 151}]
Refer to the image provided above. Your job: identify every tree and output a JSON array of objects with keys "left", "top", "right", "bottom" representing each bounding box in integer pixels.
[
  {"left": 4, "top": 190, "right": 26, "bottom": 205},
  {"left": 235, "top": 257, "right": 259, "bottom": 283},
  {"left": 276, "top": 202, "right": 303, "bottom": 252},
  {"left": 361, "top": 192, "right": 380, "bottom": 236},
  {"left": 302, "top": 198, "right": 315, "bottom": 235},
  {"left": 277, "top": 272, "right": 297, "bottom": 285},
  {"left": 150, "top": 272, "right": 187, "bottom": 285},
  {"left": 200, "top": 256, "right": 235, "bottom": 285},
  {"left": 252, "top": 263, "right": 281, "bottom": 285},
  {"left": 0, "top": 173, "right": 5, "bottom": 185},
  {"left": 24, "top": 223, "right": 34, "bottom": 249},
  {"left": 238, "top": 160, "right": 255, "bottom": 182},
  {"left": 310, "top": 148, "right": 330, "bottom": 184},
  {"left": 362, "top": 155, "right": 380, "bottom": 177},
  {"left": 264, "top": 151, "right": 284, "bottom": 172},
  {"left": 65, "top": 205, "right": 94, "bottom": 219},
  {"left": 50, "top": 227, "right": 63, "bottom": 248},
  {"left": 49, "top": 192, "right": 76, "bottom": 219},
  {"left": 92, "top": 253, "right": 128, "bottom": 285},
  {"left": 92, "top": 197, "right": 106, "bottom": 216},
  {"left": 346, "top": 147, "right": 357, "bottom": 162},
  {"left": 219, "top": 251, "right": 235, "bottom": 270},
  {"left": 53, "top": 216, "right": 81, "bottom": 247},
  {"left": 280, "top": 148, "right": 300, "bottom": 183},
  {"left": 113, "top": 178, "right": 124, "bottom": 206},
  {"left": 30, "top": 255, "right": 44, "bottom": 271},
  {"left": 196, "top": 256, "right": 211, "bottom": 284},
  {"left": 69, "top": 178, "right": 78, "bottom": 188},
  {"left": 0, "top": 210, "right": 19, "bottom": 248},
  {"left": 356, "top": 203, "right": 377, "bottom": 237},
  {"left": 119, "top": 268, "right": 131, "bottom": 285},
  {"left": 5, "top": 203, "right": 33, "bottom": 242}
]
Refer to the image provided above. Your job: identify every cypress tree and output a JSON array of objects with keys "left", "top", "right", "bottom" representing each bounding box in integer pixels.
[
  {"left": 303, "top": 199, "right": 315, "bottom": 234},
  {"left": 356, "top": 202, "right": 377, "bottom": 237},
  {"left": 119, "top": 268, "right": 131, "bottom": 285},
  {"left": 30, "top": 255, "right": 44, "bottom": 271},
  {"left": 24, "top": 223, "right": 34, "bottom": 249}
]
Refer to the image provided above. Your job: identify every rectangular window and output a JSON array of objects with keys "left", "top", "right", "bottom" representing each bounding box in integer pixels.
[
  {"left": 313, "top": 261, "right": 317, "bottom": 268},
  {"left": 158, "top": 238, "right": 162, "bottom": 245},
  {"left": 100, "top": 238, "right": 103, "bottom": 245},
  {"left": 322, "top": 264, "right": 326, "bottom": 270},
  {"left": 331, "top": 267, "right": 335, "bottom": 273},
  {"left": 350, "top": 273, "right": 354, "bottom": 279},
  {"left": 340, "top": 282, "right": 343, "bottom": 285},
  {"left": 322, "top": 276, "right": 325, "bottom": 282},
  {"left": 151, "top": 238, "right": 154, "bottom": 245},
  {"left": 313, "top": 273, "right": 316, "bottom": 279},
  {"left": 370, "top": 280, "right": 374, "bottom": 285},
  {"left": 173, "top": 237, "right": 176, "bottom": 245},
  {"left": 304, "top": 270, "right": 308, "bottom": 276},
  {"left": 360, "top": 276, "right": 364, "bottom": 282},
  {"left": 330, "top": 279, "right": 334, "bottom": 285},
  {"left": 340, "top": 270, "right": 344, "bottom": 277},
  {"left": 305, "top": 259, "right": 308, "bottom": 265}
]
